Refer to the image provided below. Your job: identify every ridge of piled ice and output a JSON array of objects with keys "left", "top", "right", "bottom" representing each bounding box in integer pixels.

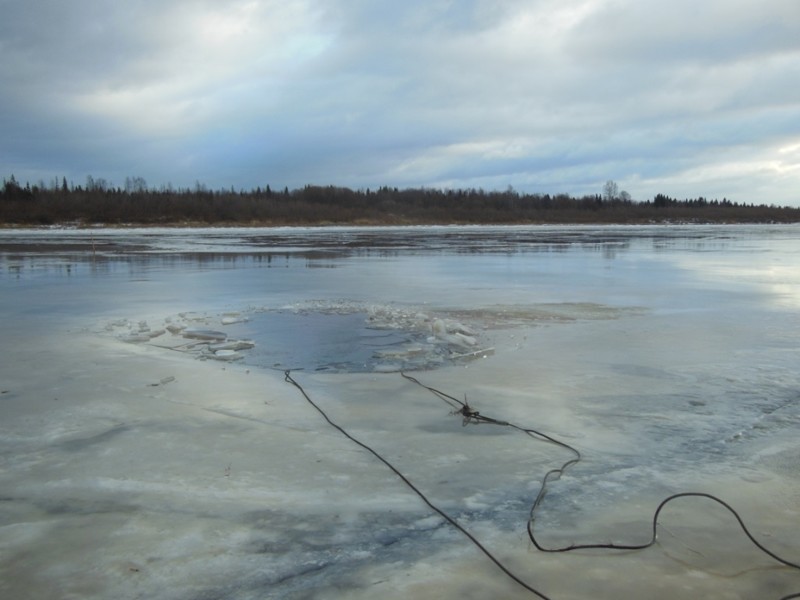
[{"left": 106, "top": 312, "right": 257, "bottom": 363}]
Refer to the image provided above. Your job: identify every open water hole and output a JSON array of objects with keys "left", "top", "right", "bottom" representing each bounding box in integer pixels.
[{"left": 223, "top": 311, "right": 417, "bottom": 373}]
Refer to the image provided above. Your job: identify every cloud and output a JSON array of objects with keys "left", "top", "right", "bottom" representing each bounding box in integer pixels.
[{"left": 1, "top": 0, "right": 799, "bottom": 205}]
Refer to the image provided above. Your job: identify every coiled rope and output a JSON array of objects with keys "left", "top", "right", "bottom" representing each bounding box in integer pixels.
[{"left": 284, "top": 369, "right": 799, "bottom": 599}]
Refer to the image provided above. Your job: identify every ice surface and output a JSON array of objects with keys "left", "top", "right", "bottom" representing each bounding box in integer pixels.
[{"left": 1, "top": 225, "right": 799, "bottom": 599}]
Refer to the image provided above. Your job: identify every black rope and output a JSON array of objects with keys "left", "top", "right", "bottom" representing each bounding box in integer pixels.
[
  {"left": 283, "top": 370, "right": 554, "bottom": 599},
  {"left": 281, "top": 369, "right": 798, "bottom": 598},
  {"left": 400, "top": 371, "right": 800, "bottom": 599}
]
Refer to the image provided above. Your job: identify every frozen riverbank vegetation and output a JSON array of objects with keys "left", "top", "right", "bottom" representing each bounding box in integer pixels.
[{"left": 2, "top": 175, "right": 799, "bottom": 225}]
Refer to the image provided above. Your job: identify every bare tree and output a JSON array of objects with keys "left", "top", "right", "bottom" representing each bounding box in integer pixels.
[
  {"left": 602, "top": 180, "right": 619, "bottom": 202},
  {"left": 125, "top": 176, "right": 148, "bottom": 193},
  {"left": 86, "top": 175, "right": 109, "bottom": 192}
]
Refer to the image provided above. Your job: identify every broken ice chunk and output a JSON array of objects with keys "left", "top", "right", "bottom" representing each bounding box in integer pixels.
[
  {"left": 373, "top": 344, "right": 426, "bottom": 359},
  {"left": 431, "top": 319, "right": 447, "bottom": 336},
  {"left": 451, "top": 347, "right": 495, "bottom": 361},
  {"left": 453, "top": 332, "right": 477, "bottom": 346},
  {"left": 210, "top": 349, "right": 243, "bottom": 361},
  {"left": 221, "top": 314, "right": 249, "bottom": 325},
  {"left": 208, "top": 340, "right": 256, "bottom": 352},
  {"left": 183, "top": 329, "right": 227, "bottom": 341},
  {"left": 118, "top": 328, "right": 165, "bottom": 343},
  {"left": 118, "top": 333, "right": 153, "bottom": 343}
]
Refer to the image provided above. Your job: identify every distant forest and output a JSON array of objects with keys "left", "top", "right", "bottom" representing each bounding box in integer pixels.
[{"left": 2, "top": 174, "right": 799, "bottom": 226}]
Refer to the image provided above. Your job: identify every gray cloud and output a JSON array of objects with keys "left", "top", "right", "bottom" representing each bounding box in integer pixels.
[{"left": 1, "top": 0, "right": 799, "bottom": 205}]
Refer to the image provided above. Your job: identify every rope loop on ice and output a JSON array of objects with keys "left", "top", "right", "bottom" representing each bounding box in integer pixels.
[
  {"left": 400, "top": 372, "right": 800, "bottom": 599},
  {"left": 283, "top": 369, "right": 800, "bottom": 600}
]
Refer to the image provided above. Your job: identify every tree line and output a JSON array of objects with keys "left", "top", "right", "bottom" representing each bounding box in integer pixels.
[{"left": 1, "top": 174, "right": 799, "bottom": 225}]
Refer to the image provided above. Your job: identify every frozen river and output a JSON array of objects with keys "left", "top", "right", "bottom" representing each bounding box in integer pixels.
[{"left": 1, "top": 224, "right": 799, "bottom": 599}]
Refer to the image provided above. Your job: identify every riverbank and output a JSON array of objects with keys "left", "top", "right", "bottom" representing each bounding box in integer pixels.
[{"left": 3, "top": 180, "right": 799, "bottom": 227}]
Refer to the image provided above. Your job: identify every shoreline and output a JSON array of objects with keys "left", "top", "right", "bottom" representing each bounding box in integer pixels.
[{"left": 3, "top": 216, "right": 800, "bottom": 229}]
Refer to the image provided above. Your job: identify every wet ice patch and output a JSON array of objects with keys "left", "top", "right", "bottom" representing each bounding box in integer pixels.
[
  {"left": 222, "top": 302, "right": 501, "bottom": 372},
  {"left": 232, "top": 311, "right": 418, "bottom": 372}
]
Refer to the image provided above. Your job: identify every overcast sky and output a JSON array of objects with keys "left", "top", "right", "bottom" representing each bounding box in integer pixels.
[{"left": 2, "top": 0, "right": 799, "bottom": 205}]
